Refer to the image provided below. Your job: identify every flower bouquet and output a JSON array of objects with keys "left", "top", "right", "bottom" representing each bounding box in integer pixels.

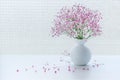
[{"left": 51, "top": 4, "right": 102, "bottom": 40}]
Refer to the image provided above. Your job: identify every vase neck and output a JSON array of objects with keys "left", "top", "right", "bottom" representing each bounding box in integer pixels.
[{"left": 75, "top": 39, "right": 86, "bottom": 45}]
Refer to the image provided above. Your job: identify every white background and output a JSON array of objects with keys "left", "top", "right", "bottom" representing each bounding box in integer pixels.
[{"left": 0, "top": 0, "right": 120, "bottom": 55}]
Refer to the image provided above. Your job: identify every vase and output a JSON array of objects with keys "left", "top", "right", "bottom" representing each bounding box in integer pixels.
[{"left": 70, "top": 39, "right": 91, "bottom": 66}]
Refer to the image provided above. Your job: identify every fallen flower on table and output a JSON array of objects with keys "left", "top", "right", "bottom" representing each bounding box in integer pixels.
[{"left": 16, "top": 54, "right": 104, "bottom": 75}]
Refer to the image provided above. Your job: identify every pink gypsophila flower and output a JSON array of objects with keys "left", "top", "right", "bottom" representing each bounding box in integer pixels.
[{"left": 51, "top": 4, "right": 102, "bottom": 40}]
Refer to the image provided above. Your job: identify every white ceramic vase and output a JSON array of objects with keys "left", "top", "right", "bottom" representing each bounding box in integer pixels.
[{"left": 71, "top": 39, "right": 91, "bottom": 66}]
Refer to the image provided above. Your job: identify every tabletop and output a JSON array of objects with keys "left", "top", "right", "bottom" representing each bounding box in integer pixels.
[{"left": 0, "top": 55, "right": 120, "bottom": 80}]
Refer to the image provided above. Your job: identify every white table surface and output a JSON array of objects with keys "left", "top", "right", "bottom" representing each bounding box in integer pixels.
[{"left": 0, "top": 55, "right": 120, "bottom": 80}]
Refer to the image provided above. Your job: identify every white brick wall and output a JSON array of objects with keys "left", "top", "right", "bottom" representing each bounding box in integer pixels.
[{"left": 0, "top": 0, "right": 120, "bottom": 55}]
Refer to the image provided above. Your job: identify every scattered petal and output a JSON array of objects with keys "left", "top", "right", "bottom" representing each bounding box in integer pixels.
[
  {"left": 35, "top": 70, "right": 37, "bottom": 72},
  {"left": 43, "top": 66, "right": 45, "bottom": 69},
  {"left": 44, "top": 69, "right": 46, "bottom": 72},
  {"left": 92, "top": 65, "right": 95, "bottom": 68},
  {"left": 57, "top": 68, "right": 60, "bottom": 71},
  {"left": 96, "top": 64, "right": 99, "bottom": 67},
  {"left": 72, "top": 70, "right": 75, "bottom": 72},
  {"left": 32, "top": 65, "right": 34, "bottom": 68},
  {"left": 87, "top": 68, "right": 89, "bottom": 70},
  {"left": 54, "top": 71, "right": 57, "bottom": 74},
  {"left": 68, "top": 66, "right": 70, "bottom": 68},
  {"left": 82, "top": 68, "right": 85, "bottom": 70},
  {"left": 16, "top": 69, "right": 19, "bottom": 72},
  {"left": 68, "top": 68, "right": 71, "bottom": 71},
  {"left": 48, "top": 68, "right": 50, "bottom": 71}
]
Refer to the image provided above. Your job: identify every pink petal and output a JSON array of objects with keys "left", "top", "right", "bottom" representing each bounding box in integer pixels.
[
  {"left": 57, "top": 68, "right": 60, "bottom": 71},
  {"left": 96, "top": 64, "right": 99, "bottom": 67},
  {"left": 68, "top": 69, "right": 71, "bottom": 71},
  {"left": 16, "top": 69, "right": 19, "bottom": 72},
  {"left": 82, "top": 68, "right": 85, "bottom": 70},
  {"left": 35, "top": 70, "right": 37, "bottom": 72},
  {"left": 54, "top": 71, "right": 57, "bottom": 74},
  {"left": 32, "top": 65, "right": 34, "bottom": 68}
]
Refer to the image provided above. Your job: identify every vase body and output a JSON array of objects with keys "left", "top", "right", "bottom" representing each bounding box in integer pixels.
[{"left": 71, "top": 40, "right": 91, "bottom": 66}]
